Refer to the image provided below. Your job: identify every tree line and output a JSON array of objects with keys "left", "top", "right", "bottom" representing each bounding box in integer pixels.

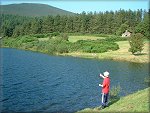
[{"left": 0, "top": 9, "right": 149, "bottom": 38}]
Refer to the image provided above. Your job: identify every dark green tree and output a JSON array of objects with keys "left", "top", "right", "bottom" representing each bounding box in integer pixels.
[
  {"left": 65, "top": 16, "right": 73, "bottom": 33},
  {"left": 60, "top": 33, "right": 69, "bottom": 41},
  {"left": 53, "top": 15, "right": 61, "bottom": 32},
  {"left": 80, "top": 11, "right": 90, "bottom": 33},
  {"left": 42, "top": 16, "right": 54, "bottom": 33},
  {"left": 128, "top": 33, "right": 144, "bottom": 54},
  {"left": 59, "top": 15, "right": 67, "bottom": 32},
  {"left": 0, "top": 9, "right": 148, "bottom": 37},
  {"left": 56, "top": 43, "right": 69, "bottom": 53},
  {"left": 88, "top": 12, "right": 99, "bottom": 33},
  {"left": 135, "top": 10, "right": 149, "bottom": 39},
  {"left": 116, "top": 22, "right": 129, "bottom": 36},
  {"left": 12, "top": 25, "right": 22, "bottom": 37},
  {"left": 31, "top": 18, "right": 43, "bottom": 34},
  {"left": 72, "top": 14, "right": 82, "bottom": 32}
]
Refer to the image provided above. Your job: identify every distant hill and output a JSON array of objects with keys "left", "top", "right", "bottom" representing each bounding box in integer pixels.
[{"left": 0, "top": 3, "right": 75, "bottom": 17}]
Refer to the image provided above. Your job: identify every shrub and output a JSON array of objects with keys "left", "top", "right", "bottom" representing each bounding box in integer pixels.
[
  {"left": 56, "top": 43, "right": 69, "bottom": 53},
  {"left": 73, "top": 39, "right": 119, "bottom": 53},
  {"left": 144, "top": 76, "right": 150, "bottom": 84},
  {"left": 107, "top": 43, "right": 119, "bottom": 51},
  {"left": 110, "top": 85, "right": 121, "bottom": 99},
  {"left": 94, "top": 34, "right": 110, "bottom": 37},
  {"left": 82, "top": 46, "right": 92, "bottom": 53},
  {"left": 20, "top": 36, "right": 38, "bottom": 43},
  {"left": 36, "top": 41, "right": 47, "bottom": 50},
  {"left": 24, "top": 42, "right": 34, "bottom": 49},
  {"left": 60, "top": 33, "right": 69, "bottom": 41},
  {"left": 90, "top": 46, "right": 107, "bottom": 53},
  {"left": 32, "top": 34, "right": 46, "bottom": 38},
  {"left": 69, "top": 43, "right": 81, "bottom": 52},
  {"left": 52, "top": 32, "right": 60, "bottom": 36},
  {"left": 46, "top": 44, "right": 56, "bottom": 54},
  {"left": 105, "top": 35, "right": 127, "bottom": 42},
  {"left": 128, "top": 33, "right": 144, "bottom": 54}
]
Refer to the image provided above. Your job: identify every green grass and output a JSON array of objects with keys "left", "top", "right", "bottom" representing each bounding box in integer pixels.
[
  {"left": 38, "top": 37, "right": 49, "bottom": 41},
  {"left": 77, "top": 87, "right": 150, "bottom": 113},
  {"left": 68, "top": 35, "right": 105, "bottom": 42},
  {"left": 38, "top": 35, "right": 106, "bottom": 42}
]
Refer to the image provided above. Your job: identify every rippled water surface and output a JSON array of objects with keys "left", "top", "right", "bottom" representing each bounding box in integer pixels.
[{"left": 0, "top": 48, "right": 149, "bottom": 112}]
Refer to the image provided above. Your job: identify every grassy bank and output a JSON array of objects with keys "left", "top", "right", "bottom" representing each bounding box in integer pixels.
[
  {"left": 63, "top": 40, "right": 149, "bottom": 63},
  {"left": 77, "top": 87, "right": 150, "bottom": 113}
]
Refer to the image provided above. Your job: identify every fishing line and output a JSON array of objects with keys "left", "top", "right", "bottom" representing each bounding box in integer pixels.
[{"left": 95, "top": 59, "right": 101, "bottom": 77}]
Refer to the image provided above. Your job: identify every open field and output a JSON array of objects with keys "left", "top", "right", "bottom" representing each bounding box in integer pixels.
[
  {"left": 68, "top": 35, "right": 105, "bottom": 42},
  {"left": 63, "top": 38, "right": 149, "bottom": 63},
  {"left": 38, "top": 37, "right": 49, "bottom": 41},
  {"left": 77, "top": 87, "right": 150, "bottom": 113},
  {"left": 38, "top": 35, "right": 106, "bottom": 42}
]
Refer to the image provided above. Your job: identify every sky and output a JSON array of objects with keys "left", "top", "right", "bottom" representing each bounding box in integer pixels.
[{"left": 0, "top": 0, "right": 149, "bottom": 13}]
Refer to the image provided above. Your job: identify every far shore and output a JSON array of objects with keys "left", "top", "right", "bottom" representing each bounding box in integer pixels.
[
  {"left": 62, "top": 41, "right": 149, "bottom": 63},
  {"left": 1, "top": 41, "right": 149, "bottom": 64},
  {"left": 61, "top": 52, "right": 149, "bottom": 63}
]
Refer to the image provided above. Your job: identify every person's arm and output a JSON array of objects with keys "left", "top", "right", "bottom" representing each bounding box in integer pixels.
[
  {"left": 99, "top": 77, "right": 106, "bottom": 87},
  {"left": 99, "top": 73, "right": 105, "bottom": 79},
  {"left": 99, "top": 84, "right": 103, "bottom": 87},
  {"left": 99, "top": 73, "right": 105, "bottom": 87}
]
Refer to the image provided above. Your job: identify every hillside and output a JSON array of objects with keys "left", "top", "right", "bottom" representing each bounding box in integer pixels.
[
  {"left": 77, "top": 87, "right": 150, "bottom": 113},
  {"left": 0, "top": 3, "right": 75, "bottom": 17}
]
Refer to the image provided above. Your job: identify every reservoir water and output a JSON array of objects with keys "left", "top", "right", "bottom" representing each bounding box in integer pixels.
[{"left": 0, "top": 48, "right": 149, "bottom": 112}]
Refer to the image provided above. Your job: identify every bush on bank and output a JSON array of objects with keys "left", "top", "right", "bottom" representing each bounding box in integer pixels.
[{"left": 2, "top": 34, "right": 121, "bottom": 54}]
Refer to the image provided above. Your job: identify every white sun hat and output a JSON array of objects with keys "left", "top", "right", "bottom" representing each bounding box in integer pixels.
[{"left": 103, "top": 71, "right": 109, "bottom": 77}]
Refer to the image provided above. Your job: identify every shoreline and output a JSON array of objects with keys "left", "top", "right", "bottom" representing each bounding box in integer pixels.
[
  {"left": 76, "top": 87, "right": 150, "bottom": 113},
  {"left": 62, "top": 41, "right": 149, "bottom": 63},
  {"left": 1, "top": 46, "right": 149, "bottom": 64},
  {"left": 62, "top": 52, "right": 149, "bottom": 63}
]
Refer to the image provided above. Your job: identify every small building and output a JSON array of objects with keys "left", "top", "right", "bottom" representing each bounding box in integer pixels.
[{"left": 122, "top": 30, "right": 131, "bottom": 37}]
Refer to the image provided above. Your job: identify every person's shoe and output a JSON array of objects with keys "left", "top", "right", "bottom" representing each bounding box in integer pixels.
[
  {"left": 105, "top": 105, "right": 108, "bottom": 107},
  {"left": 99, "top": 105, "right": 104, "bottom": 110}
]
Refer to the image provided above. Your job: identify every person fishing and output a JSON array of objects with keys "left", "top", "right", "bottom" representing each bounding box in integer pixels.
[{"left": 99, "top": 71, "right": 110, "bottom": 109}]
